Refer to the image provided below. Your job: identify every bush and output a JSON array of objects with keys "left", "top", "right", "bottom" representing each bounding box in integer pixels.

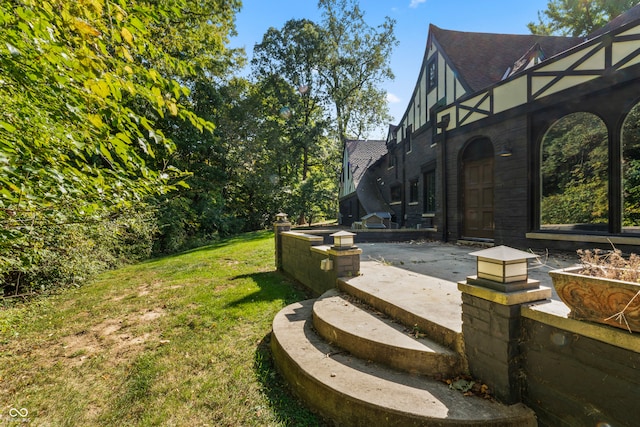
[{"left": 1, "top": 209, "right": 157, "bottom": 296}]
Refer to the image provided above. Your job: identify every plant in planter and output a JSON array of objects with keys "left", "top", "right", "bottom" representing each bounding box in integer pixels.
[{"left": 549, "top": 248, "right": 640, "bottom": 333}]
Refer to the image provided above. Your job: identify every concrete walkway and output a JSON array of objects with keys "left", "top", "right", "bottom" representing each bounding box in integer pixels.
[{"left": 358, "top": 241, "right": 576, "bottom": 299}]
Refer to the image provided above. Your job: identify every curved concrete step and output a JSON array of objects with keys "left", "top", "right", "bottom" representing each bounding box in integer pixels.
[
  {"left": 272, "top": 299, "right": 537, "bottom": 427},
  {"left": 313, "top": 289, "right": 462, "bottom": 376},
  {"left": 338, "top": 262, "right": 465, "bottom": 355}
]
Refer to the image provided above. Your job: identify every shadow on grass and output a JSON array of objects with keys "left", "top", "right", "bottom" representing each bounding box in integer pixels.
[
  {"left": 225, "top": 271, "right": 317, "bottom": 308},
  {"left": 254, "top": 333, "right": 331, "bottom": 426}
]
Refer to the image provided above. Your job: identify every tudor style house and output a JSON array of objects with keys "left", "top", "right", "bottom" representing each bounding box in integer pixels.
[{"left": 339, "top": 5, "right": 640, "bottom": 251}]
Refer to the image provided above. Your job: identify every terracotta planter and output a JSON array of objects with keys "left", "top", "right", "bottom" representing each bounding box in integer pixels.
[{"left": 549, "top": 266, "right": 640, "bottom": 333}]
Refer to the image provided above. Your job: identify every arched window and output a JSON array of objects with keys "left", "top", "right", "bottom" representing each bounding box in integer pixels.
[
  {"left": 540, "top": 112, "right": 608, "bottom": 231},
  {"left": 622, "top": 103, "right": 640, "bottom": 233}
]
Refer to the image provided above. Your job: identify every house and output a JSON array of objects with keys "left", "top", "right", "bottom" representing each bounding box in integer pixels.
[{"left": 339, "top": 5, "right": 640, "bottom": 251}]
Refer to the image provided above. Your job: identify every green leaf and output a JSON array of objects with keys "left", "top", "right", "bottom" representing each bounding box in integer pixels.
[{"left": 0, "top": 121, "right": 16, "bottom": 132}]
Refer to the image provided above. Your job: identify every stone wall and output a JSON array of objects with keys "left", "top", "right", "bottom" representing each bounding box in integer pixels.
[
  {"left": 459, "top": 279, "right": 640, "bottom": 427},
  {"left": 278, "top": 229, "right": 361, "bottom": 296},
  {"left": 520, "top": 302, "right": 639, "bottom": 427}
]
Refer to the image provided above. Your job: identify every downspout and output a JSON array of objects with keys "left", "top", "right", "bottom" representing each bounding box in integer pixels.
[{"left": 437, "top": 115, "right": 450, "bottom": 242}]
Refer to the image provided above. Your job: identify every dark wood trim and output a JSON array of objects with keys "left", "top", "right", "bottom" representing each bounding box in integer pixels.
[{"left": 458, "top": 90, "right": 492, "bottom": 126}]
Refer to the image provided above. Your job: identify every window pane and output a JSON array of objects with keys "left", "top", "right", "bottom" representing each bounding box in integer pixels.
[
  {"left": 622, "top": 104, "right": 640, "bottom": 233},
  {"left": 409, "top": 180, "right": 419, "bottom": 203},
  {"left": 391, "top": 185, "right": 402, "bottom": 203},
  {"left": 540, "top": 112, "right": 608, "bottom": 231},
  {"left": 423, "top": 170, "right": 436, "bottom": 213}
]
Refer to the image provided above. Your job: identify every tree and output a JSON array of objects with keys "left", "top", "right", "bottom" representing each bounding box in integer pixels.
[
  {"left": 528, "top": 0, "right": 638, "bottom": 36},
  {"left": 251, "top": 19, "right": 337, "bottom": 224},
  {"left": 250, "top": 1, "right": 397, "bottom": 224},
  {"left": 252, "top": 19, "right": 329, "bottom": 181},
  {"left": 0, "top": 0, "right": 241, "bottom": 290},
  {"left": 317, "top": 0, "right": 397, "bottom": 142}
]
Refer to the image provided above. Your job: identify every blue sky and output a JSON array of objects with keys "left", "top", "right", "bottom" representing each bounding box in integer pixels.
[{"left": 230, "top": 0, "right": 551, "bottom": 137}]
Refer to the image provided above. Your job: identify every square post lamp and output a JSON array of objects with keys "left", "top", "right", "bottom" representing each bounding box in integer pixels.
[
  {"left": 330, "top": 231, "right": 356, "bottom": 251},
  {"left": 467, "top": 245, "right": 540, "bottom": 292}
]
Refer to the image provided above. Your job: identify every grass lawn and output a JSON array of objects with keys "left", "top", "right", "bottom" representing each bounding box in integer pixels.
[{"left": 0, "top": 230, "right": 327, "bottom": 426}]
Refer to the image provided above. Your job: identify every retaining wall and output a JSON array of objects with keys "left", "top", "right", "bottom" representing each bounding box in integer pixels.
[
  {"left": 278, "top": 229, "right": 361, "bottom": 296},
  {"left": 274, "top": 223, "right": 639, "bottom": 425}
]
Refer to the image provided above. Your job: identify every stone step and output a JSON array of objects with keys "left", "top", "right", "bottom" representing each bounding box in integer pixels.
[
  {"left": 338, "top": 261, "right": 465, "bottom": 355},
  {"left": 272, "top": 299, "right": 537, "bottom": 427},
  {"left": 312, "top": 289, "right": 462, "bottom": 377}
]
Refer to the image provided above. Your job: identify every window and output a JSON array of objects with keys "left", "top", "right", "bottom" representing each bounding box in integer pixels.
[
  {"left": 427, "top": 57, "right": 437, "bottom": 92},
  {"left": 388, "top": 153, "right": 395, "bottom": 169},
  {"left": 423, "top": 170, "right": 436, "bottom": 213},
  {"left": 622, "top": 103, "right": 640, "bottom": 233},
  {"left": 409, "top": 179, "right": 419, "bottom": 204},
  {"left": 540, "top": 112, "right": 608, "bottom": 231},
  {"left": 406, "top": 125, "right": 413, "bottom": 153},
  {"left": 390, "top": 184, "right": 402, "bottom": 204}
]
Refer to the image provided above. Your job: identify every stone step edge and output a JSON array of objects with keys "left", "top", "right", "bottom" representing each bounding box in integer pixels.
[
  {"left": 337, "top": 277, "right": 465, "bottom": 356},
  {"left": 312, "top": 289, "right": 462, "bottom": 377},
  {"left": 271, "top": 299, "right": 537, "bottom": 427}
]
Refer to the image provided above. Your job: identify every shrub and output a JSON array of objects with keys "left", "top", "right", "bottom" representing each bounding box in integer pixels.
[{"left": 1, "top": 208, "right": 157, "bottom": 297}]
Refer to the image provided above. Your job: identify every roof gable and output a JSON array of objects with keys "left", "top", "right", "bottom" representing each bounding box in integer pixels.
[{"left": 429, "top": 25, "right": 583, "bottom": 92}]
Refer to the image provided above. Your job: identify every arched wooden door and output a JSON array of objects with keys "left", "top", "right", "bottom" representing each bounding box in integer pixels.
[{"left": 462, "top": 138, "right": 494, "bottom": 239}]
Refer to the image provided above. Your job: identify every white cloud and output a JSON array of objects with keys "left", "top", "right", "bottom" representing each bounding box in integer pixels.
[
  {"left": 409, "top": 0, "right": 426, "bottom": 8},
  {"left": 387, "top": 92, "right": 401, "bottom": 103}
]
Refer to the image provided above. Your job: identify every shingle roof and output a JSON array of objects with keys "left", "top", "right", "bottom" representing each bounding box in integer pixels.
[
  {"left": 429, "top": 25, "right": 583, "bottom": 92},
  {"left": 345, "top": 139, "right": 387, "bottom": 188}
]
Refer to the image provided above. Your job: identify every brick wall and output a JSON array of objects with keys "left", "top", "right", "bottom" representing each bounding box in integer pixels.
[
  {"left": 459, "top": 279, "right": 640, "bottom": 426},
  {"left": 520, "top": 306, "right": 639, "bottom": 427},
  {"left": 461, "top": 292, "right": 524, "bottom": 403},
  {"left": 279, "top": 231, "right": 361, "bottom": 295}
]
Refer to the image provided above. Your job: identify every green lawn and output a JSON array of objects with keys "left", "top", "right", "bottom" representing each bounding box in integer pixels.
[{"left": 0, "top": 231, "right": 326, "bottom": 426}]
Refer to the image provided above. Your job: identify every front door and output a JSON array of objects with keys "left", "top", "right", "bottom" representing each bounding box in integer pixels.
[{"left": 462, "top": 140, "right": 494, "bottom": 239}]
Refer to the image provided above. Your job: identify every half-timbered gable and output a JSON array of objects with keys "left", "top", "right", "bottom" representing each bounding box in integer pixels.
[{"left": 390, "top": 25, "right": 582, "bottom": 144}]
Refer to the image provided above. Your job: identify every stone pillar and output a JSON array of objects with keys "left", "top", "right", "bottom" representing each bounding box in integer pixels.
[
  {"left": 327, "top": 247, "right": 362, "bottom": 278},
  {"left": 327, "top": 231, "right": 361, "bottom": 278},
  {"left": 457, "top": 280, "right": 551, "bottom": 404},
  {"left": 273, "top": 213, "right": 291, "bottom": 272}
]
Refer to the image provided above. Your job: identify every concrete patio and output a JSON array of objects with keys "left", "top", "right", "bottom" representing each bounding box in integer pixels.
[{"left": 357, "top": 240, "right": 577, "bottom": 299}]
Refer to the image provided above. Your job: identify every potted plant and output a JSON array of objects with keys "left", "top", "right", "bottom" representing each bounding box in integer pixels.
[{"left": 549, "top": 248, "right": 640, "bottom": 333}]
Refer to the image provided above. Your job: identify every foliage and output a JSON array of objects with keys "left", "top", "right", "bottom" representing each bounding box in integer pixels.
[
  {"left": 622, "top": 103, "right": 640, "bottom": 226},
  {"left": 528, "top": 0, "right": 637, "bottom": 36},
  {"left": 317, "top": 0, "right": 397, "bottom": 143},
  {"left": 541, "top": 173, "right": 609, "bottom": 225},
  {"left": 0, "top": 231, "right": 327, "bottom": 425},
  {"left": 0, "top": 1, "right": 242, "bottom": 289},
  {"left": 1, "top": 208, "right": 156, "bottom": 296},
  {"left": 541, "top": 112, "right": 609, "bottom": 226}
]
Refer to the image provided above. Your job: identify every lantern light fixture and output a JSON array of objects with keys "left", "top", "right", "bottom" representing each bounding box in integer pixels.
[{"left": 330, "top": 231, "right": 356, "bottom": 250}]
